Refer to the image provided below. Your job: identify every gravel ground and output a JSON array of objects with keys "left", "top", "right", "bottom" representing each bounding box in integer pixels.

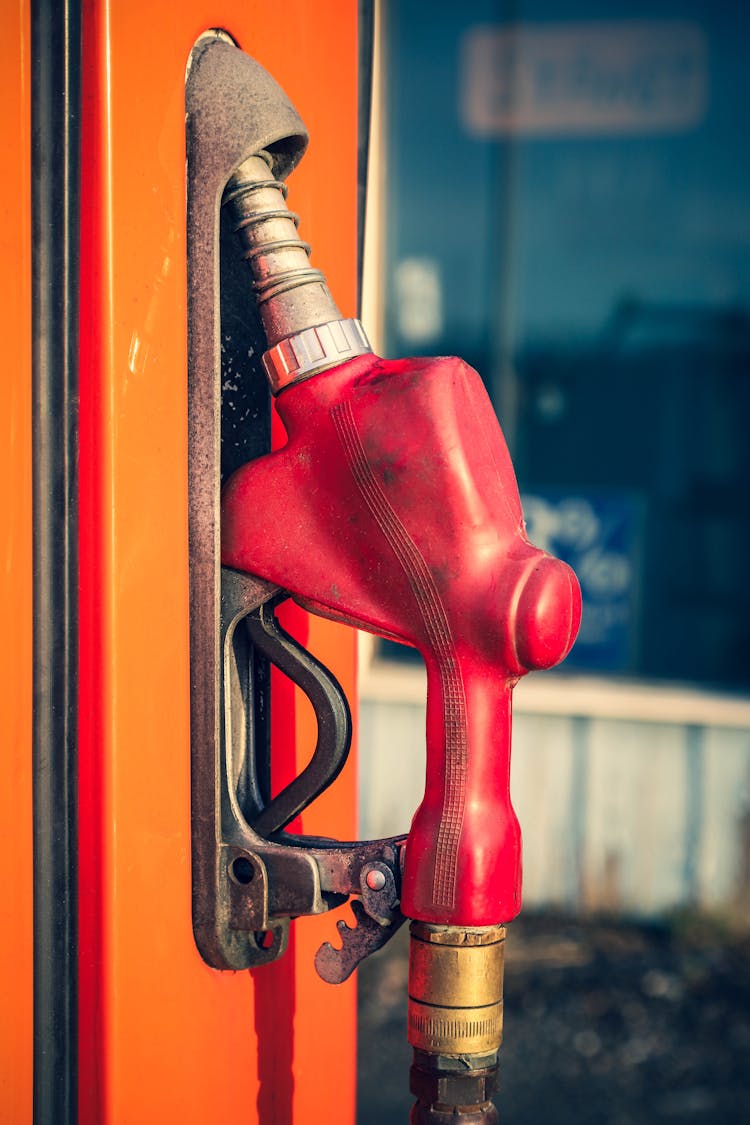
[{"left": 357, "top": 913, "right": 750, "bottom": 1124}]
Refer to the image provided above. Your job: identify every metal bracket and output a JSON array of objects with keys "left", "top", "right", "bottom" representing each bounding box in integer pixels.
[
  {"left": 208, "top": 566, "right": 406, "bottom": 973},
  {"left": 187, "top": 31, "right": 310, "bottom": 970},
  {"left": 187, "top": 36, "right": 406, "bottom": 976}
]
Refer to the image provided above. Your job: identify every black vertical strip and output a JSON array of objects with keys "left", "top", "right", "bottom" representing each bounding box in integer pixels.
[
  {"left": 31, "top": 1, "right": 81, "bottom": 1122},
  {"left": 357, "top": 0, "right": 374, "bottom": 315}
]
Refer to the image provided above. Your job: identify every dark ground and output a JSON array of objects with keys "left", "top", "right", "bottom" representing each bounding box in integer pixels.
[{"left": 357, "top": 913, "right": 750, "bottom": 1124}]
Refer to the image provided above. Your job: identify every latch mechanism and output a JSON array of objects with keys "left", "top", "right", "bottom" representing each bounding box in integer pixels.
[{"left": 211, "top": 564, "right": 407, "bottom": 978}]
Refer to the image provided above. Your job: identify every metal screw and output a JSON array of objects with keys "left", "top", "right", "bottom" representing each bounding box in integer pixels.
[{"left": 365, "top": 867, "right": 387, "bottom": 891}]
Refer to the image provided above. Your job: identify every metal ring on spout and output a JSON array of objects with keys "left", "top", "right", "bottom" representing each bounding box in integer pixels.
[{"left": 262, "top": 318, "right": 372, "bottom": 393}]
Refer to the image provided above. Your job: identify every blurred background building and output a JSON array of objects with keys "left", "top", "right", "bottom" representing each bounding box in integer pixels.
[{"left": 358, "top": 0, "right": 750, "bottom": 924}]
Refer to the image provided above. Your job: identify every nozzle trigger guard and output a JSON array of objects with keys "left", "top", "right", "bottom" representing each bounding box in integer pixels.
[{"left": 192, "top": 566, "right": 405, "bottom": 973}]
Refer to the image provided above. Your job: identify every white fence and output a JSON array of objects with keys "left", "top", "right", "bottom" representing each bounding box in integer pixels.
[{"left": 358, "top": 659, "right": 750, "bottom": 923}]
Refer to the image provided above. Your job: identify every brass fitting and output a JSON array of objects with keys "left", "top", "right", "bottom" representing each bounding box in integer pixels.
[
  {"left": 408, "top": 922, "right": 505, "bottom": 1055},
  {"left": 408, "top": 923, "right": 505, "bottom": 1123}
]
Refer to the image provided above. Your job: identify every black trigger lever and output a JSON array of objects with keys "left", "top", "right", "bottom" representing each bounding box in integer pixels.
[{"left": 244, "top": 594, "right": 352, "bottom": 836}]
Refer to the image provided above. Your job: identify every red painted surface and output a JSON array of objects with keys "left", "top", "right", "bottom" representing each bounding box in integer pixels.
[
  {"left": 78, "top": 6, "right": 107, "bottom": 1120},
  {"left": 223, "top": 353, "right": 581, "bottom": 926}
]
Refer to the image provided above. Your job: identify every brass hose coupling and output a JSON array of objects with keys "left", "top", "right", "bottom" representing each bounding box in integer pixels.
[{"left": 408, "top": 923, "right": 505, "bottom": 1124}]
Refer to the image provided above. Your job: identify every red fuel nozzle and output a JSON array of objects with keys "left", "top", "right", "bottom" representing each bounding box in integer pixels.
[
  {"left": 220, "top": 153, "right": 581, "bottom": 928},
  {"left": 221, "top": 349, "right": 580, "bottom": 926}
]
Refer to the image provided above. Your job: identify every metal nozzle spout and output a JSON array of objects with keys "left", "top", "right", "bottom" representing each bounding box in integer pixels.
[{"left": 222, "top": 154, "right": 371, "bottom": 392}]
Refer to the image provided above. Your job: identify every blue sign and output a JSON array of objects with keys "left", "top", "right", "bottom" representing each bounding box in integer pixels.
[{"left": 521, "top": 490, "right": 644, "bottom": 673}]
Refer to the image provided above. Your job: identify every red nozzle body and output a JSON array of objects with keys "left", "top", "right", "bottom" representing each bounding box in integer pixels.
[{"left": 221, "top": 353, "right": 581, "bottom": 926}]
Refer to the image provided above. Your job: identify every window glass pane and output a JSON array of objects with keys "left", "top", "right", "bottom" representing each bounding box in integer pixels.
[{"left": 381, "top": 0, "right": 750, "bottom": 689}]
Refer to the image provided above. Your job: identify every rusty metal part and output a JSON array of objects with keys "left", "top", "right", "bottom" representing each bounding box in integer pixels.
[
  {"left": 408, "top": 923, "right": 505, "bottom": 1122},
  {"left": 226, "top": 833, "right": 406, "bottom": 928},
  {"left": 410, "top": 1097, "right": 499, "bottom": 1125},
  {"left": 197, "top": 560, "right": 407, "bottom": 970},
  {"left": 315, "top": 897, "right": 406, "bottom": 984},
  {"left": 222, "top": 829, "right": 406, "bottom": 976},
  {"left": 409, "top": 1049, "right": 500, "bottom": 1125},
  {"left": 203, "top": 550, "right": 405, "bottom": 968},
  {"left": 187, "top": 35, "right": 308, "bottom": 971},
  {"left": 222, "top": 153, "right": 371, "bottom": 392},
  {"left": 187, "top": 37, "right": 400, "bottom": 979},
  {"left": 411, "top": 1110, "right": 498, "bottom": 1125},
  {"left": 314, "top": 842, "right": 407, "bottom": 982},
  {"left": 410, "top": 1053, "right": 498, "bottom": 1107}
]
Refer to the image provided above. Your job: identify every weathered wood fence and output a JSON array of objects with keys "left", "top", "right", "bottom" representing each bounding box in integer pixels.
[{"left": 359, "top": 660, "right": 750, "bottom": 924}]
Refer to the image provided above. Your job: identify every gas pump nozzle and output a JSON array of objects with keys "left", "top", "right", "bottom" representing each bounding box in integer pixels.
[{"left": 220, "top": 154, "right": 581, "bottom": 1119}]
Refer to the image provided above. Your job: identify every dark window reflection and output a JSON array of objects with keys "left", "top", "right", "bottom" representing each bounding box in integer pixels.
[{"left": 381, "top": 1, "right": 750, "bottom": 689}]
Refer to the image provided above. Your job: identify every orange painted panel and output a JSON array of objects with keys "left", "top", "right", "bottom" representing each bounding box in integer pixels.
[
  {"left": 79, "top": 2, "right": 360, "bottom": 1123},
  {"left": 0, "top": 2, "right": 33, "bottom": 1121}
]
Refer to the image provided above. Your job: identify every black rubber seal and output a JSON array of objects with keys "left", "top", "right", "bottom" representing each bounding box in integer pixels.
[
  {"left": 31, "top": 1, "right": 81, "bottom": 1121},
  {"left": 357, "top": 0, "right": 375, "bottom": 314}
]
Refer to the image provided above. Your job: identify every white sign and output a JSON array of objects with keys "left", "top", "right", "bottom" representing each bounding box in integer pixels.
[{"left": 461, "top": 21, "right": 707, "bottom": 137}]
